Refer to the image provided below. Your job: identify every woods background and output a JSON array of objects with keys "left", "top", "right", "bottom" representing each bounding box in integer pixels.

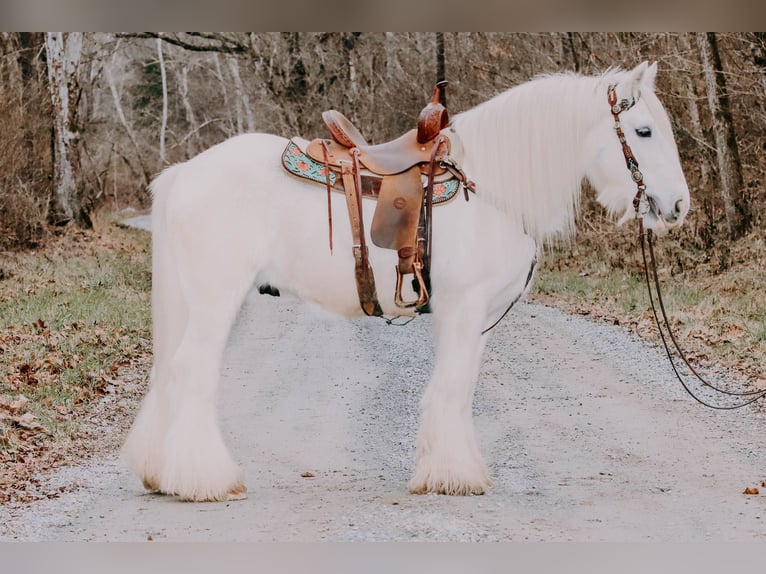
[{"left": 0, "top": 32, "right": 764, "bottom": 258}]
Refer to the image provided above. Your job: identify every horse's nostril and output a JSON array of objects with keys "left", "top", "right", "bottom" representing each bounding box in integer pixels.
[{"left": 662, "top": 198, "right": 686, "bottom": 224}]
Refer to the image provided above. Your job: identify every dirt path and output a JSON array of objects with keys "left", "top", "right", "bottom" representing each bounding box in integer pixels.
[{"left": 2, "top": 276, "right": 766, "bottom": 541}]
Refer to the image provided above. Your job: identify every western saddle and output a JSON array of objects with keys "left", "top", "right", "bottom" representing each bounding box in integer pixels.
[{"left": 285, "top": 82, "right": 475, "bottom": 316}]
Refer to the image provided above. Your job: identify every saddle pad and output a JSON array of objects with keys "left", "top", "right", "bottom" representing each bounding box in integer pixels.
[{"left": 281, "top": 140, "right": 461, "bottom": 205}]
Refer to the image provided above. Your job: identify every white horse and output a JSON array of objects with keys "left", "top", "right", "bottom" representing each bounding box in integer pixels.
[{"left": 122, "top": 61, "right": 690, "bottom": 501}]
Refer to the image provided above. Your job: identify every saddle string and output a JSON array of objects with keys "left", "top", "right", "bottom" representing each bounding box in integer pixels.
[
  {"left": 608, "top": 84, "right": 766, "bottom": 408},
  {"left": 321, "top": 140, "right": 334, "bottom": 254}
]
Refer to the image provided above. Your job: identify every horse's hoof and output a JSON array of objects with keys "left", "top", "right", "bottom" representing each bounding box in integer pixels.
[
  {"left": 142, "top": 477, "right": 161, "bottom": 492},
  {"left": 225, "top": 483, "right": 248, "bottom": 501},
  {"left": 408, "top": 481, "right": 489, "bottom": 496},
  {"left": 177, "top": 482, "right": 248, "bottom": 502},
  {"left": 408, "top": 466, "right": 493, "bottom": 496}
]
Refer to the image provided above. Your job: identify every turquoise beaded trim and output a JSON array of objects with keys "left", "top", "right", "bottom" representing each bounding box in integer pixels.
[
  {"left": 282, "top": 141, "right": 338, "bottom": 186},
  {"left": 281, "top": 141, "right": 460, "bottom": 204}
]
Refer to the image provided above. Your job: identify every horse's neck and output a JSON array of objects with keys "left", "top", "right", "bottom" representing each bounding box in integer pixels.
[{"left": 453, "top": 74, "right": 603, "bottom": 243}]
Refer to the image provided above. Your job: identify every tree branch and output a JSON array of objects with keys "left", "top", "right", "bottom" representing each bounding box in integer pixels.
[{"left": 117, "top": 32, "right": 249, "bottom": 54}]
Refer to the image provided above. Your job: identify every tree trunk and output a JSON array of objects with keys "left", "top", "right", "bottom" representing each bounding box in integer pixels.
[
  {"left": 16, "top": 33, "right": 47, "bottom": 174},
  {"left": 384, "top": 32, "right": 402, "bottom": 82},
  {"left": 695, "top": 32, "right": 750, "bottom": 239},
  {"left": 157, "top": 37, "right": 168, "bottom": 165},
  {"left": 752, "top": 32, "right": 766, "bottom": 87},
  {"left": 436, "top": 32, "right": 446, "bottom": 105},
  {"left": 566, "top": 32, "right": 581, "bottom": 72},
  {"left": 415, "top": 33, "right": 432, "bottom": 87},
  {"left": 105, "top": 50, "right": 151, "bottom": 187},
  {"left": 212, "top": 53, "right": 234, "bottom": 136},
  {"left": 227, "top": 54, "right": 255, "bottom": 133},
  {"left": 678, "top": 33, "right": 712, "bottom": 191},
  {"left": 177, "top": 63, "right": 201, "bottom": 155},
  {"left": 45, "top": 32, "right": 90, "bottom": 227}
]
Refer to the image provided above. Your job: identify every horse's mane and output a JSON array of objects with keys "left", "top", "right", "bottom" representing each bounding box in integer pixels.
[{"left": 451, "top": 68, "right": 635, "bottom": 244}]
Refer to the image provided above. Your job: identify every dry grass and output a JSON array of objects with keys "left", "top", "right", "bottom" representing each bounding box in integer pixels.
[{"left": 0, "top": 75, "right": 52, "bottom": 250}]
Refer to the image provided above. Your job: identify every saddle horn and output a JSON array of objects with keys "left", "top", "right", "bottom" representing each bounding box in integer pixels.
[{"left": 417, "top": 81, "right": 450, "bottom": 144}]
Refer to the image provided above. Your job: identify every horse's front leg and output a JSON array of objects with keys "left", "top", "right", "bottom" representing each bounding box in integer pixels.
[{"left": 409, "top": 295, "right": 492, "bottom": 495}]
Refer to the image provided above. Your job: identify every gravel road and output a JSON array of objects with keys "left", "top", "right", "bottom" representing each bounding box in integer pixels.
[{"left": 2, "top": 215, "right": 765, "bottom": 541}]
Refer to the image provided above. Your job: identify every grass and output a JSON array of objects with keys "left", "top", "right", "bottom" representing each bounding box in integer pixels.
[
  {"left": 537, "top": 267, "right": 708, "bottom": 315},
  {"left": 530, "top": 219, "right": 766, "bottom": 388},
  {"left": 0, "top": 216, "right": 152, "bottom": 476},
  {"left": 752, "top": 316, "right": 766, "bottom": 343}
]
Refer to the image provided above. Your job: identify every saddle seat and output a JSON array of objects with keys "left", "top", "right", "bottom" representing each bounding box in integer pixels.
[{"left": 318, "top": 110, "right": 448, "bottom": 176}]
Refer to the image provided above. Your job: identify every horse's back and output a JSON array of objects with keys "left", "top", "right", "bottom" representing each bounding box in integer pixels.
[
  {"left": 179, "top": 132, "right": 288, "bottom": 179},
  {"left": 157, "top": 133, "right": 288, "bottom": 218}
]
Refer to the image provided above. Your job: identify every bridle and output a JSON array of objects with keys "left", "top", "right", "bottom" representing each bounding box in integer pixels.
[
  {"left": 608, "top": 85, "right": 647, "bottom": 216},
  {"left": 608, "top": 84, "right": 766, "bottom": 410}
]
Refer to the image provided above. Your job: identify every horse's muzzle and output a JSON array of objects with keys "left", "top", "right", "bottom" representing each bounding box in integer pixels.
[{"left": 647, "top": 194, "right": 688, "bottom": 229}]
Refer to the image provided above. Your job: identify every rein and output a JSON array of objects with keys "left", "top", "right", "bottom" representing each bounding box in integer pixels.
[{"left": 608, "top": 84, "right": 766, "bottom": 409}]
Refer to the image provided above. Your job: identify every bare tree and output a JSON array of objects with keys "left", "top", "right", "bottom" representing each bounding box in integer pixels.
[
  {"left": 675, "top": 34, "right": 713, "bottom": 192},
  {"left": 0, "top": 33, "right": 51, "bottom": 247},
  {"left": 157, "top": 37, "right": 168, "bottom": 165},
  {"left": 227, "top": 54, "right": 255, "bottom": 133},
  {"left": 175, "top": 62, "right": 202, "bottom": 155},
  {"left": 45, "top": 32, "right": 90, "bottom": 226},
  {"left": 436, "top": 32, "right": 446, "bottom": 105},
  {"left": 4, "top": 31, "right": 765, "bottom": 248},
  {"left": 695, "top": 32, "right": 750, "bottom": 239},
  {"left": 104, "top": 43, "right": 151, "bottom": 187}
]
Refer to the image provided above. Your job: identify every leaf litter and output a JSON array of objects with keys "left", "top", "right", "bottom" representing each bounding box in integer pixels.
[{"left": 0, "top": 221, "right": 151, "bottom": 506}]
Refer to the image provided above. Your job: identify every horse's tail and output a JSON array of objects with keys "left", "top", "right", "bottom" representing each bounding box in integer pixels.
[
  {"left": 122, "top": 164, "right": 187, "bottom": 486},
  {"left": 149, "top": 164, "right": 188, "bottom": 374}
]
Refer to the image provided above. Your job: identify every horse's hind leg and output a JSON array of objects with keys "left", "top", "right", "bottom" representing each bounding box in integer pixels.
[
  {"left": 157, "top": 292, "right": 250, "bottom": 502},
  {"left": 125, "top": 188, "right": 257, "bottom": 500},
  {"left": 122, "top": 166, "right": 190, "bottom": 493},
  {"left": 123, "top": 364, "right": 172, "bottom": 493},
  {"left": 409, "top": 295, "right": 493, "bottom": 495}
]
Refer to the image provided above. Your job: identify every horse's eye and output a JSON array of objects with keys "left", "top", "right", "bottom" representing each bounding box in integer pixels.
[{"left": 636, "top": 127, "right": 652, "bottom": 138}]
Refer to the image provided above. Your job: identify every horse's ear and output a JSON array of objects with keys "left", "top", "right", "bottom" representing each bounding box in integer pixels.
[
  {"left": 641, "top": 61, "right": 658, "bottom": 90},
  {"left": 625, "top": 61, "right": 655, "bottom": 101}
]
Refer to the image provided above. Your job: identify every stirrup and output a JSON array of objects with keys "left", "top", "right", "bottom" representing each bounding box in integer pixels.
[{"left": 394, "top": 260, "right": 429, "bottom": 310}]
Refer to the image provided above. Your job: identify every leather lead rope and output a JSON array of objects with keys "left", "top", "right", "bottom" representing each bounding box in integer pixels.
[
  {"left": 480, "top": 258, "right": 537, "bottom": 336},
  {"left": 608, "top": 84, "right": 766, "bottom": 409},
  {"left": 639, "top": 222, "right": 766, "bottom": 409}
]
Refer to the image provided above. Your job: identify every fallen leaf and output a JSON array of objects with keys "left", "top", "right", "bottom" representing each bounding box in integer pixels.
[
  {"left": 0, "top": 394, "right": 29, "bottom": 413},
  {"left": 743, "top": 487, "right": 760, "bottom": 495},
  {"left": 14, "top": 413, "right": 44, "bottom": 432},
  {"left": 11, "top": 395, "right": 29, "bottom": 412}
]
